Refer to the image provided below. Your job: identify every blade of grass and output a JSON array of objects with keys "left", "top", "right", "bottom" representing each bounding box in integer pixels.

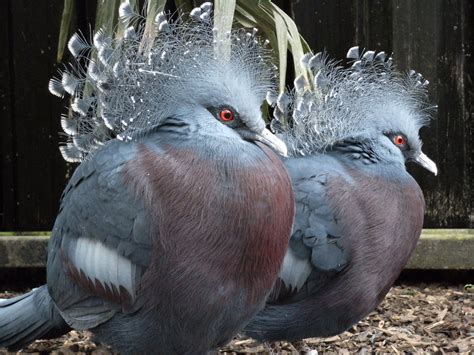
[{"left": 259, "top": 1, "right": 309, "bottom": 84}]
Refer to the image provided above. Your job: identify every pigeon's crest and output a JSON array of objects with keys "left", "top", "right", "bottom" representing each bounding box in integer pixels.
[
  {"left": 270, "top": 46, "right": 434, "bottom": 156},
  {"left": 50, "top": 2, "right": 276, "bottom": 162}
]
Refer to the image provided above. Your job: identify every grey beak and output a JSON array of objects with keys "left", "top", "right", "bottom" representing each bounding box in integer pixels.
[
  {"left": 414, "top": 152, "right": 438, "bottom": 175},
  {"left": 253, "top": 128, "right": 288, "bottom": 157}
]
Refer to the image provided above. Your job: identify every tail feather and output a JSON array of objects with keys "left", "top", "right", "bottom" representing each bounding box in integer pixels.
[{"left": 0, "top": 285, "right": 70, "bottom": 351}]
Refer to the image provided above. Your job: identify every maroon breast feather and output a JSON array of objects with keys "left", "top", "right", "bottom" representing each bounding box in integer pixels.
[
  {"left": 123, "top": 143, "right": 294, "bottom": 322},
  {"left": 317, "top": 167, "right": 425, "bottom": 327}
]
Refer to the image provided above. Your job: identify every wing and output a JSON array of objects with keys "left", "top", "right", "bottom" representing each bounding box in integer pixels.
[
  {"left": 47, "top": 140, "right": 154, "bottom": 329},
  {"left": 272, "top": 155, "right": 351, "bottom": 302}
]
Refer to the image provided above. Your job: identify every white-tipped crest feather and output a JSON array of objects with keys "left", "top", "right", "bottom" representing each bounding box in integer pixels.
[
  {"left": 118, "top": 0, "right": 135, "bottom": 23},
  {"left": 59, "top": 143, "right": 84, "bottom": 163},
  {"left": 71, "top": 97, "right": 95, "bottom": 115},
  {"left": 61, "top": 72, "right": 81, "bottom": 95},
  {"left": 200, "top": 2, "right": 212, "bottom": 12},
  {"left": 279, "top": 48, "right": 433, "bottom": 156},
  {"left": 48, "top": 77, "right": 65, "bottom": 98},
  {"left": 294, "top": 74, "right": 307, "bottom": 94},
  {"left": 190, "top": 7, "right": 202, "bottom": 20},
  {"left": 50, "top": 7, "right": 276, "bottom": 162},
  {"left": 123, "top": 26, "right": 136, "bottom": 40},
  {"left": 93, "top": 29, "right": 111, "bottom": 49},
  {"left": 266, "top": 91, "right": 278, "bottom": 106},
  {"left": 68, "top": 33, "right": 90, "bottom": 57},
  {"left": 154, "top": 12, "right": 166, "bottom": 25},
  {"left": 60, "top": 114, "right": 78, "bottom": 136},
  {"left": 346, "top": 46, "right": 359, "bottom": 59}
]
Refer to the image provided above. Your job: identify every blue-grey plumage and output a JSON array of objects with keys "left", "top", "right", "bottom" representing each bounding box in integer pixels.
[
  {"left": 0, "top": 286, "right": 69, "bottom": 348},
  {"left": 245, "top": 48, "right": 437, "bottom": 341},
  {"left": 0, "top": 4, "right": 295, "bottom": 353}
]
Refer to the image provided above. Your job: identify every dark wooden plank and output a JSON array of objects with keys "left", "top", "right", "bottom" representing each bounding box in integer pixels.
[
  {"left": 393, "top": 0, "right": 472, "bottom": 227},
  {"left": 291, "top": 0, "right": 393, "bottom": 57},
  {"left": 465, "top": 0, "right": 474, "bottom": 228},
  {"left": 353, "top": 0, "right": 392, "bottom": 52},
  {"left": 77, "top": 0, "right": 98, "bottom": 34},
  {"left": 0, "top": 0, "right": 17, "bottom": 230},
  {"left": 10, "top": 0, "right": 69, "bottom": 230},
  {"left": 291, "top": 0, "right": 356, "bottom": 59},
  {"left": 391, "top": 0, "right": 442, "bottom": 226}
]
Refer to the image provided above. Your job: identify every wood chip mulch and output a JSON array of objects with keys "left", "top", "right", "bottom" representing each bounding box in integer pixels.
[{"left": 0, "top": 284, "right": 473, "bottom": 354}]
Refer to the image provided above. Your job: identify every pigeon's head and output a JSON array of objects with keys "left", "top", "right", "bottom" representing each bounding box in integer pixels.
[
  {"left": 273, "top": 48, "right": 437, "bottom": 174},
  {"left": 371, "top": 97, "right": 437, "bottom": 175},
  {"left": 50, "top": 3, "right": 287, "bottom": 161},
  {"left": 161, "top": 23, "right": 286, "bottom": 155}
]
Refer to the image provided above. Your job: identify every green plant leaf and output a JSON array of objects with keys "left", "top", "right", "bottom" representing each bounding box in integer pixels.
[
  {"left": 57, "top": 0, "right": 75, "bottom": 62},
  {"left": 236, "top": 1, "right": 275, "bottom": 30},
  {"left": 234, "top": 0, "right": 312, "bottom": 92},
  {"left": 271, "top": 3, "right": 308, "bottom": 80},
  {"left": 273, "top": 10, "right": 288, "bottom": 92},
  {"left": 140, "top": 0, "right": 167, "bottom": 53},
  {"left": 94, "top": 0, "right": 121, "bottom": 35},
  {"left": 214, "top": 0, "right": 236, "bottom": 59},
  {"left": 234, "top": 3, "right": 258, "bottom": 27}
]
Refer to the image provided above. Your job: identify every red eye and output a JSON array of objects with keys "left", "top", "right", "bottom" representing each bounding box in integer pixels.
[
  {"left": 393, "top": 135, "right": 406, "bottom": 146},
  {"left": 219, "top": 109, "right": 234, "bottom": 122}
]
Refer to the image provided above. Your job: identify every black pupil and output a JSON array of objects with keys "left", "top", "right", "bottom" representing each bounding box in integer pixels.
[{"left": 224, "top": 111, "right": 232, "bottom": 119}]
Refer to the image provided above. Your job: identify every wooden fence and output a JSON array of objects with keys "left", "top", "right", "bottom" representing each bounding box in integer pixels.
[{"left": 0, "top": 0, "right": 472, "bottom": 231}]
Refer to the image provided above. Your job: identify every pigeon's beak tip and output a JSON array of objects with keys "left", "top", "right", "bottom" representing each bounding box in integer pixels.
[
  {"left": 252, "top": 128, "right": 288, "bottom": 157},
  {"left": 414, "top": 152, "right": 438, "bottom": 176}
]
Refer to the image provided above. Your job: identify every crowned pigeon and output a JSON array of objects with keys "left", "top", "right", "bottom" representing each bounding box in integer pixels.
[
  {"left": 246, "top": 47, "right": 437, "bottom": 341},
  {"left": 0, "top": 5, "right": 295, "bottom": 353}
]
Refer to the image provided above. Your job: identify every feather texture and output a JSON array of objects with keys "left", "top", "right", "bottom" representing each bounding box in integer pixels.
[
  {"left": 274, "top": 47, "right": 434, "bottom": 156},
  {"left": 68, "top": 238, "right": 137, "bottom": 300},
  {"left": 51, "top": 6, "right": 276, "bottom": 162}
]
